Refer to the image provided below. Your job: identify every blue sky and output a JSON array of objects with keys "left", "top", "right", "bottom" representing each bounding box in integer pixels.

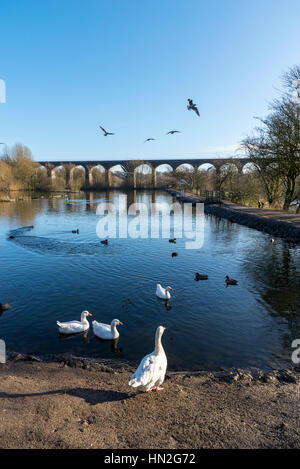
[{"left": 0, "top": 0, "right": 299, "bottom": 162}]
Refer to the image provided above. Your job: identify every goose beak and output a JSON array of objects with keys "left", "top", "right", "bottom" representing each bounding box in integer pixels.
[
  {"left": 87, "top": 312, "right": 92, "bottom": 316},
  {"left": 162, "top": 326, "right": 166, "bottom": 330},
  {"left": 119, "top": 321, "right": 123, "bottom": 325}
]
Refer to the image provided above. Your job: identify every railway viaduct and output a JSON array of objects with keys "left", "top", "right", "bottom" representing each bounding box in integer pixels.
[{"left": 38, "top": 157, "right": 249, "bottom": 188}]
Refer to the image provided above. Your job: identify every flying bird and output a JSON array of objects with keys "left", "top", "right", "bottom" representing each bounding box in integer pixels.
[
  {"left": 187, "top": 98, "right": 200, "bottom": 116},
  {"left": 99, "top": 125, "right": 115, "bottom": 136},
  {"left": 144, "top": 138, "right": 155, "bottom": 143},
  {"left": 166, "top": 130, "right": 180, "bottom": 135}
]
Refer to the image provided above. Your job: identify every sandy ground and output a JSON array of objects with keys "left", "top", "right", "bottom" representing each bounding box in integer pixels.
[{"left": 1, "top": 355, "right": 300, "bottom": 449}]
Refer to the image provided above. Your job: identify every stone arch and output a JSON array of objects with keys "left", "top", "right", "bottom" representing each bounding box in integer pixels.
[
  {"left": 110, "top": 164, "right": 126, "bottom": 174},
  {"left": 198, "top": 163, "right": 216, "bottom": 172},
  {"left": 103, "top": 164, "right": 126, "bottom": 187},
  {"left": 53, "top": 165, "right": 65, "bottom": 177},
  {"left": 156, "top": 163, "right": 173, "bottom": 173},
  {"left": 135, "top": 163, "right": 154, "bottom": 189},
  {"left": 70, "top": 164, "right": 85, "bottom": 175},
  {"left": 219, "top": 163, "right": 239, "bottom": 173},
  {"left": 69, "top": 165, "right": 85, "bottom": 185},
  {"left": 135, "top": 163, "right": 153, "bottom": 174},
  {"left": 90, "top": 164, "right": 106, "bottom": 188},
  {"left": 242, "top": 162, "right": 256, "bottom": 174},
  {"left": 175, "top": 163, "right": 195, "bottom": 172},
  {"left": 36, "top": 164, "right": 48, "bottom": 186},
  {"left": 90, "top": 164, "right": 105, "bottom": 174}
]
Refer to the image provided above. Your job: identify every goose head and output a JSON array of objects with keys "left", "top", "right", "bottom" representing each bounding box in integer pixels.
[
  {"left": 166, "top": 286, "right": 173, "bottom": 292},
  {"left": 111, "top": 319, "right": 123, "bottom": 329},
  {"left": 157, "top": 325, "right": 166, "bottom": 334},
  {"left": 81, "top": 310, "right": 92, "bottom": 321}
]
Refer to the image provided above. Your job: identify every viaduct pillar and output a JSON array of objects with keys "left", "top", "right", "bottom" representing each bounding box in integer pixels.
[
  {"left": 152, "top": 167, "right": 157, "bottom": 189},
  {"left": 105, "top": 168, "right": 112, "bottom": 188},
  {"left": 85, "top": 166, "right": 93, "bottom": 188}
]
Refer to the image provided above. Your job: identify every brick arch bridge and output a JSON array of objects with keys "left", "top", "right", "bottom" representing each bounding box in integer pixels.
[{"left": 38, "top": 158, "right": 249, "bottom": 188}]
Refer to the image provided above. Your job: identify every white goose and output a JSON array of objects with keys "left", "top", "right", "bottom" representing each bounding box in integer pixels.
[
  {"left": 56, "top": 310, "right": 92, "bottom": 334},
  {"left": 129, "top": 326, "right": 167, "bottom": 392},
  {"left": 156, "top": 284, "right": 173, "bottom": 300},
  {"left": 92, "top": 318, "right": 123, "bottom": 340}
]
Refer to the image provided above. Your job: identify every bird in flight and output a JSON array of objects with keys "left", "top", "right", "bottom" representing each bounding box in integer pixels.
[
  {"left": 187, "top": 99, "right": 200, "bottom": 116},
  {"left": 99, "top": 125, "right": 115, "bottom": 136},
  {"left": 144, "top": 138, "right": 155, "bottom": 143},
  {"left": 166, "top": 130, "right": 180, "bottom": 135}
]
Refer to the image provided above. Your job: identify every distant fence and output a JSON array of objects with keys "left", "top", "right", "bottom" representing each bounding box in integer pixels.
[{"left": 199, "top": 190, "right": 224, "bottom": 204}]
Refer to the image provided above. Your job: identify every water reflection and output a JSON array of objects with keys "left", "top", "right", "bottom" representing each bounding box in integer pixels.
[{"left": 59, "top": 329, "right": 90, "bottom": 343}]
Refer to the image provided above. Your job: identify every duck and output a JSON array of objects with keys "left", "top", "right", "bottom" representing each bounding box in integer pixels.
[
  {"left": 171, "top": 252, "right": 178, "bottom": 257},
  {"left": 129, "top": 325, "right": 167, "bottom": 393},
  {"left": 92, "top": 318, "right": 123, "bottom": 340},
  {"left": 56, "top": 310, "right": 92, "bottom": 334},
  {"left": 156, "top": 284, "right": 173, "bottom": 300},
  {"left": 195, "top": 273, "right": 208, "bottom": 280},
  {"left": 101, "top": 239, "right": 108, "bottom": 245},
  {"left": 0, "top": 303, "right": 10, "bottom": 313},
  {"left": 72, "top": 229, "right": 79, "bottom": 234},
  {"left": 225, "top": 275, "right": 238, "bottom": 286},
  {"left": 169, "top": 238, "right": 176, "bottom": 243}
]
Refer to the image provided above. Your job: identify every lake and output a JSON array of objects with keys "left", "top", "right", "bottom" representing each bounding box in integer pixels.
[{"left": 0, "top": 190, "right": 299, "bottom": 371}]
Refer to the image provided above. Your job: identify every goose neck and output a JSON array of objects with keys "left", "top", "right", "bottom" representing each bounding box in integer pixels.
[{"left": 155, "top": 330, "right": 164, "bottom": 354}]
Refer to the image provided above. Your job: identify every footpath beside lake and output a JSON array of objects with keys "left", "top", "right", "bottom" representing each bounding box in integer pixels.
[
  {"left": 1, "top": 356, "right": 300, "bottom": 449},
  {"left": 169, "top": 190, "right": 300, "bottom": 242}
]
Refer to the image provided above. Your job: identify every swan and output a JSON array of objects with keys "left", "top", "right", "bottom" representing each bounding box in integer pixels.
[
  {"left": 156, "top": 284, "right": 173, "bottom": 300},
  {"left": 92, "top": 318, "right": 123, "bottom": 340},
  {"left": 129, "top": 325, "right": 167, "bottom": 392},
  {"left": 56, "top": 310, "right": 92, "bottom": 334}
]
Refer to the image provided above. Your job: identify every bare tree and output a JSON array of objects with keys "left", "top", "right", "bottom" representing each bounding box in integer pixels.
[{"left": 241, "top": 66, "right": 300, "bottom": 210}]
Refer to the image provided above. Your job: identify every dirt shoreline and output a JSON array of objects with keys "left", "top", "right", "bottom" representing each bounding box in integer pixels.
[{"left": 1, "top": 352, "right": 300, "bottom": 449}]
